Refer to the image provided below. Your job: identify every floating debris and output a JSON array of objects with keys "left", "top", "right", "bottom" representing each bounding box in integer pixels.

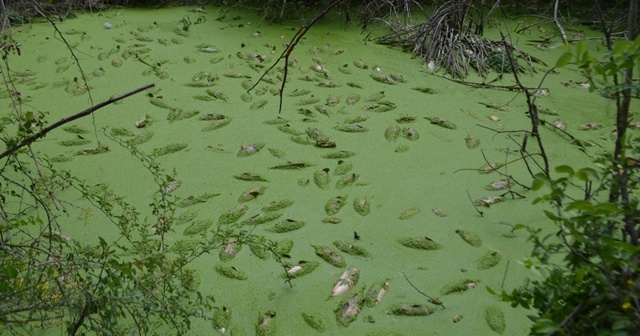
[
  {"left": 153, "top": 143, "right": 188, "bottom": 156},
  {"left": 453, "top": 315, "right": 464, "bottom": 323},
  {"left": 474, "top": 195, "right": 504, "bottom": 207},
  {"left": 269, "top": 161, "right": 314, "bottom": 170},
  {"left": 218, "top": 204, "right": 248, "bottom": 225},
  {"left": 220, "top": 239, "right": 241, "bottom": 261},
  {"left": 322, "top": 150, "right": 356, "bottom": 159},
  {"left": 335, "top": 289, "right": 364, "bottom": 327},
  {"left": 477, "top": 250, "right": 502, "bottom": 270},
  {"left": 485, "top": 306, "right": 506, "bottom": 334},
  {"left": 237, "top": 143, "right": 265, "bottom": 157},
  {"left": 313, "top": 168, "right": 331, "bottom": 189},
  {"left": 397, "top": 236, "right": 442, "bottom": 250},
  {"left": 364, "top": 101, "right": 396, "bottom": 112},
  {"left": 286, "top": 261, "right": 320, "bottom": 279},
  {"left": 387, "top": 304, "right": 433, "bottom": 316},
  {"left": 267, "top": 219, "right": 305, "bottom": 233},
  {"left": 313, "top": 245, "right": 346, "bottom": 267},
  {"left": 215, "top": 264, "right": 247, "bottom": 280},
  {"left": 183, "top": 219, "right": 214, "bottom": 236},
  {"left": 455, "top": 229, "right": 482, "bottom": 247},
  {"left": 178, "top": 192, "right": 220, "bottom": 207},
  {"left": 336, "top": 173, "right": 360, "bottom": 189},
  {"left": 353, "top": 196, "right": 371, "bottom": 216},
  {"left": 334, "top": 240, "right": 370, "bottom": 257},
  {"left": 256, "top": 311, "right": 276, "bottom": 336},
  {"left": 365, "top": 279, "right": 390, "bottom": 307},
  {"left": 262, "top": 199, "right": 294, "bottom": 212},
  {"left": 488, "top": 115, "right": 501, "bottom": 122},
  {"left": 440, "top": 278, "right": 480, "bottom": 295},
  {"left": 76, "top": 144, "right": 109, "bottom": 155},
  {"left": 398, "top": 144, "right": 413, "bottom": 152},
  {"left": 399, "top": 207, "right": 421, "bottom": 220},
  {"left": 465, "top": 135, "right": 480, "bottom": 149},
  {"left": 301, "top": 312, "right": 326, "bottom": 332},
  {"left": 432, "top": 207, "right": 448, "bottom": 217},
  {"left": 238, "top": 185, "right": 267, "bottom": 203},
  {"left": 426, "top": 116, "right": 457, "bottom": 129},
  {"left": 331, "top": 268, "right": 360, "bottom": 297}
]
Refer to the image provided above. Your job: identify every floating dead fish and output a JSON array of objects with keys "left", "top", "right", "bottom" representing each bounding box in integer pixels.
[
  {"left": 387, "top": 304, "right": 433, "bottom": 316},
  {"left": 474, "top": 195, "right": 504, "bottom": 207},
  {"left": 202, "top": 117, "right": 231, "bottom": 131},
  {"left": 478, "top": 102, "right": 507, "bottom": 111},
  {"left": 250, "top": 99, "right": 269, "bottom": 110},
  {"left": 426, "top": 116, "right": 457, "bottom": 129},
  {"left": 552, "top": 119, "right": 566, "bottom": 131},
  {"left": 325, "top": 195, "right": 347, "bottom": 215},
  {"left": 364, "top": 101, "right": 396, "bottom": 112},
  {"left": 215, "top": 264, "right": 247, "bottom": 280},
  {"left": 397, "top": 236, "right": 442, "bottom": 250},
  {"left": 325, "top": 95, "right": 340, "bottom": 106},
  {"left": 346, "top": 82, "right": 363, "bottom": 88},
  {"left": 453, "top": 315, "right": 464, "bottom": 323},
  {"left": 209, "top": 56, "right": 224, "bottom": 64},
  {"left": 478, "top": 163, "right": 504, "bottom": 174},
  {"left": 200, "top": 46, "right": 219, "bottom": 53},
  {"left": 288, "top": 88, "right": 311, "bottom": 97},
  {"left": 389, "top": 73, "right": 407, "bottom": 83},
  {"left": 314, "top": 168, "right": 331, "bottom": 189},
  {"left": 264, "top": 118, "right": 289, "bottom": 125},
  {"left": 338, "top": 64, "right": 352, "bottom": 74},
  {"left": 313, "top": 245, "right": 346, "bottom": 267},
  {"left": 267, "top": 219, "right": 305, "bottom": 233},
  {"left": 322, "top": 217, "right": 342, "bottom": 224},
  {"left": 285, "top": 260, "right": 319, "bottom": 279},
  {"left": 182, "top": 218, "right": 214, "bottom": 236},
  {"left": 234, "top": 172, "right": 268, "bottom": 182},
  {"left": 336, "top": 173, "right": 359, "bottom": 189},
  {"left": 301, "top": 312, "right": 326, "bottom": 332},
  {"left": 322, "top": 150, "right": 356, "bottom": 159},
  {"left": 485, "top": 306, "right": 506, "bottom": 334},
  {"left": 345, "top": 94, "right": 360, "bottom": 105},
  {"left": 290, "top": 134, "right": 315, "bottom": 145},
  {"left": 477, "top": 250, "right": 502, "bottom": 270},
  {"left": 178, "top": 193, "right": 220, "bottom": 208},
  {"left": 465, "top": 135, "right": 480, "bottom": 149},
  {"left": 579, "top": 122, "right": 601, "bottom": 131},
  {"left": 269, "top": 161, "right": 314, "bottom": 170},
  {"left": 485, "top": 179, "right": 512, "bottom": 191},
  {"left": 317, "top": 81, "right": 341, "bottom": 88},
  {"left": 240, "top": 211, "right": 283, "bottom": 226},
  {"left": 538, "top": 106, "right": 558, "bottom": 115},
  {"left": 150, "top": 97, "right": 172, "bottom": 109},
  {"left": 219, "top": 239, "right": 241, "bottom": 261},
  {"left": 335, "top": 289, "right": 364, "bottom": 327},
  {"left": 262, "top": 199, "right": 294, "bottom": 212},
  {"left": 218, "top": 204, "right": 249, "bottom": 225},
  {"left": 440, "top": 278, "right": 480, "bottom": 295},
  {"left": 199, "top": 113, "right": 227, "bottom": 121},
  {"left": 370, "top": 73, "right": 396, "bottom": 85},
  {"left": 297, "top": 95, "right": 321, "bottom": 105},
  {"left": 277, "top": 124, "right": 302, "bottom": 135},
  {"left": 334, "top": 160, "right": 353, "bottom": 176},
  {"left": 412, "top": 86, "right": 436, "bottom": 94},
  {"left": 432, "top": 207, "right": 447, "bottom": 217},
  {"left": 237, "top": 143, "right": 265, "bottom": 157},
  {"left": 314, "top": 104, "right": 331, "bottom": 117},
  {"left": 212, "top": 306, "right": 232, "bottom": 334},
  {"left": 238, "top": 185, "right": 267, "bottom": 202},
  {"left": 335, "top": 124, "right": 368, "bottom": 133},
  {"left": 365, "top": 279, "right": 390, "bottom": 307},
  {"left": 396, "top": 115, "right": 416, "bottom": 124},
  {"left": 402, "top": 127, "right": 420, "bottom": 141},
  {"left": 344, "top": 115, "right": 369, "bottom": 124},
  {"left": 241, "top": 79, "right": 255, "bottom": 90},
  {"left": 488, "top": 115, "right": 501, "bottom": 122},
  {"left": 331, "top": 268, "right": 360, "bottom": 297},
  {"left": 399, "top": 207, "right": 420, "bottom": 220},
  {"left": 256, "top": 311, "right": 276, "bottom": 336},
  {"left": 168, "top": 108, "right": 200, "bottom": 122},
  {"left": 354, "top": 59, "right": 369, "bottom": 69},
  {"left": 153, "top": 143, "right": 188, "bottom": 156},
  {"left": 334, "top": 240, "right": 370, "bottom": 257},
  {"left": 310, "top": 64, "right": 328, "bottom": 74},
  {"left": 455, "top": 229, "right": 482, "bottom": 247},
  {"left": 224, "top": 71, "right": 250, "bottom": 78},
  {"left": 353, "top": 196, "right": 370, "bottom": 216},
  {"left": 385, "top": 124, "right": 401, "bottom": 142}
]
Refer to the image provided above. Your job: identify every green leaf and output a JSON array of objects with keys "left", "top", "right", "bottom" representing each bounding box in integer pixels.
[
  {"left": 531, "top": 173, "right": 548, "bottom": 190},
  {"left": 565, "top": 200, "right": 593, "bottom": 212},
  {"left": 575, "top": 168, "right": 598, "bottom": 181},
  {"left": 486, "top": 286, "right": 496, "bottom": 295},
  {"left": 555, "top": 165, "right": 574, "bottom": 175},
  {"left": 575, "top": 268, "right": 585, "bottom": 282},
  {"left": 543, "top": 210, "right": 560, "bottom": 221},
  {"left": 555, "top": 51, "right": 573, "bottom": 68},
  {"left": 3, "top": 265, "right": 18, "bottom": 278}
]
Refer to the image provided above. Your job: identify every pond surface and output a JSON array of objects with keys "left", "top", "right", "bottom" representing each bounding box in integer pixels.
[{"left": 3, "top": 5, "right": 618, "bottom": 335}]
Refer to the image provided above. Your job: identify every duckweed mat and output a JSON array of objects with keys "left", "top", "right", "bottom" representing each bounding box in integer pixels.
[{"left": 3, "top": 5, "right": 620, "bottom": 335}]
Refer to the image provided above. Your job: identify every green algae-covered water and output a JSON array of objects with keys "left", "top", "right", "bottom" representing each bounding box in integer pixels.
[{"left": 3, "top": 6, "right": 621, "bottom": 335}]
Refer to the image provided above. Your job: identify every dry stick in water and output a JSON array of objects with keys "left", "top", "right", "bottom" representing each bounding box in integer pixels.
[
  {"left": 248, "top": 0, "right": 343, "bottom": 113},
  {"left": 0, "top": 84, "right": 156, "bottom": 161}
]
